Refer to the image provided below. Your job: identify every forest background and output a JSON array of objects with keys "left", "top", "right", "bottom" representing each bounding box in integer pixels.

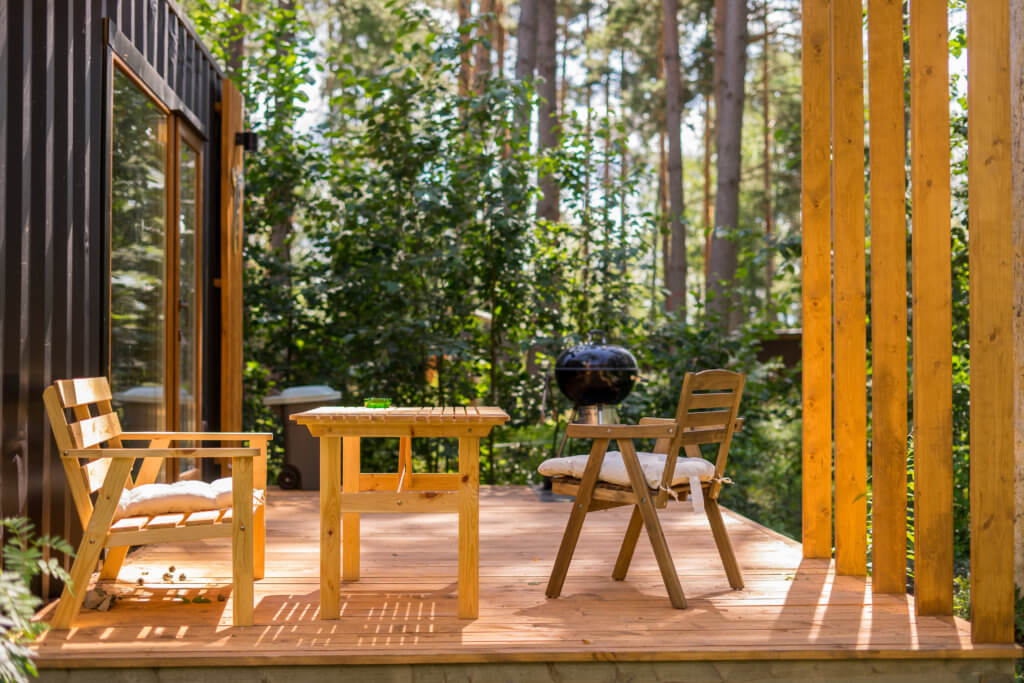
[{"left": 181, "top": 0, "right": 984, "bottom": 621}]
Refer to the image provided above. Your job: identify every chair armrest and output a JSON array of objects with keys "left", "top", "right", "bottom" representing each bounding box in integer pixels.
[
  {"left": 121, "top": 432, "right": 273, "bottom": 443},
  {"left": 565, "top": 423, "right": 676, "bottom": 439},
  {"left": 64, "top": 447, "right": 260, "bottom": 460}
]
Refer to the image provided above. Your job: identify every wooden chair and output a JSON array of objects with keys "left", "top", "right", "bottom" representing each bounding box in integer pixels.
[
  {"left": 43, "top": 377, "right": 272, "bottom": 628},
  {"left": 542, "top": 369, "right": 745, "bottom": 609}
]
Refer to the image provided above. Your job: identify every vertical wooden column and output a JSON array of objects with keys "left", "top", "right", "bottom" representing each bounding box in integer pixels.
[
  {"left": 831, "top": 0, "right": 867, "bottom": 576},
  {"left": 220, "top": 80, "right": 244, "bottom": 437},
  {"left": 909, "top": 0, "right": 953, "bottom": 616},
  {"left": 867, "top": 0, "right": 908, "bottom": 594},
  {"left": 800, "top": 0, "right": 833, "bottom": 559},
  {"left": 967, "top": 0, "right": 1015, "bottom": 644}
]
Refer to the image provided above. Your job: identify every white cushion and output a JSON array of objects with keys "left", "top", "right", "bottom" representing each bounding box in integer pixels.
[
  {"left": 538, "top": 451, "right": 715, "bottom": 489},
  {"left": 114, "top": 477, "right": 263, "bottom": 521}
]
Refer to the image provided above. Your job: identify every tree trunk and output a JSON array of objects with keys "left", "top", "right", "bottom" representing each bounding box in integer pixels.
[
  {"left": 663, "top": 0, "right": 686, "bottom": 315},
  {"left": 515, "top": 0, "right": 538, "bottom": 134},
  {"left": 559, "top": 1, "right": 570, "bottom": 114},
  {"left": 475, "top": 0, "right": 495, "bottom": 93},
  {"left": 459, "top": 0, "right": 473, "bottom": 97},
  {"left": 228, "top": 0, "right": 245, "bottom": 76},
  {"left": 495, "top": 0, "right": 506, "bottom": 78},
  {"left": 583, "top": 2, "right": 592, "bottom": 292},
  {"left": 537, "top": 0, "right": 560, "bottom": 221},
  {"left": 707, "top": 0, "right": 748, "bottom": 331},
  {"left": 762, "top": 1, "right": 774, "bottom": 315},
  {"left": 703, "top": 92, "right": 713, "bottom": 287},
  {"left": 1010, "top": 0, "right": 1024, "bottom": 595}
]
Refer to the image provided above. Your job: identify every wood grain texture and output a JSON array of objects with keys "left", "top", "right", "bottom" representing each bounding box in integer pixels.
[
  {"left": 967, "top": 0, "right": 1015, "bottom": 644},
  {"left": 867, "top": 0, "right": 908, "bottom": 595},
  {"left": 319, "top": 436, "right": 342, "bottom": 619},
  {"left": 1013, "top": 0, "right": 1024, "bottom": 597},
  {"left": 31, "top": 488, "right": 1021, "bottom": 667},
  {"left": 909, "top": 0, "right": 953, "bottom": 616},
  {"left": 230, "top": 456, "right": 254, "bottom": 626},
  {"left": 342, "top": 437, "right": 360, "bottom": 583},
  {"left": 800, "top": 0, "right": 833, "bottom": 560},
  {"left": 219, "top": 79, "right": 244, "bottom": 438},
  {"left": 458, "top": 437, "right": 481, "bottom": 619},
  {"left": 831, "top": 0, "right": 867, "bottom": 577}
]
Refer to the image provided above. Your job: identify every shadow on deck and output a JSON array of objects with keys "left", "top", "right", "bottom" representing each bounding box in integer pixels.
[{"left": 32, "top": 487, "right": 1018, "bottom": 682}]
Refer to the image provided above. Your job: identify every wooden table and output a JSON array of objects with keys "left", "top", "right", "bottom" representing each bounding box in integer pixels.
[{"left": 290, "top": 406, "right": 509, "bottom": 619}]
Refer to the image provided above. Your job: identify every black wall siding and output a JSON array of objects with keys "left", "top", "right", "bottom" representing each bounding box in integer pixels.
[{"left": 1, "top": 0, "right": 226, "bottom": 597}]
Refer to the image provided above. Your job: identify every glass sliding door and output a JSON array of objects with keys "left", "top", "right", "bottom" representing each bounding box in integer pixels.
[
  {"left": 109, "top": 60, "right": 204, "bottom": 466},
  {"left": 109, "top": 65, "right": 169, "bottom": 432}
]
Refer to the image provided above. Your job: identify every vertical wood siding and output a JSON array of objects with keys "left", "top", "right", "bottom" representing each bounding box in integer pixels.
[{"left": 0, "top": 0, "right": 224, "bottom": 597}]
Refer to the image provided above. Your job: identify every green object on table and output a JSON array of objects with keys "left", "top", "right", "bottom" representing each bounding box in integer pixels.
[{"left": 363, "top": 397, "right": 392, "bottom": 409}]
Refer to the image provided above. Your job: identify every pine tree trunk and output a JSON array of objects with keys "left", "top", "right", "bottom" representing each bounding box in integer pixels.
[
  {"left": 475, "top": 0, "right": 495, "bottom": 93},
  {"left": 515, "top": 0, "right": 538, "bottom": 135},
  {"left": 663, "top": 0, "right": 686, "bottom": 315},
  {"left": 762, "top": 1, "right": 774, "bottom": 315},
  {"left": 707, "top": 0, "right": 748, "bottom": 331},
  {"left": 537, "top": 0, "right": 560, "bottom": 221},
  {"left": 459, "top": 0, "right": 473, "bottom": 97},
  {"left": 703, "top": 92, "right": 713, "bottom": 288},
  {"left": 228, "top": 0, "right": 245, "bottom": 76},
  {"left": 559, "top": 1, "right": 570, "bottom": 114},
  {"left": 495, "top": 0, "right": 506, "bottom": 78}
]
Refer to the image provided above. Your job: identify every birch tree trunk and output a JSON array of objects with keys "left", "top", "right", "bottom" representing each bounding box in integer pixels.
[
  {"left": 537, "top": 0, "right": 560, "bottom": 221},
  {"left": 515, "top": 0, "right": 538, "bottom": 134},
  {"left": 1010, "top": 0, "right": 1024, "bottom": 594},
  {"left": 663, "top": 0, "right": 687, "bottom": 314},
  {"left": 707, "top": 0, "right": 748, "bottom": 331}
]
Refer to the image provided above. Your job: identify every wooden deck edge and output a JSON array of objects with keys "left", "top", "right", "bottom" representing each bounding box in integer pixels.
[{"left": 34, "top": 644, "right": 1023, "bottom": 669}]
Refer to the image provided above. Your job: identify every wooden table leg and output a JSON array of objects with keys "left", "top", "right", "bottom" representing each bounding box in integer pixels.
[
  {"left": 458, "top": 436, "right": 480, "bottom": 619},
  {"left": 342, "top": 436, "right": 361, "bottom": 582},
  {"left": 320, "top": 436, "right": 341, "bottom": 619}
]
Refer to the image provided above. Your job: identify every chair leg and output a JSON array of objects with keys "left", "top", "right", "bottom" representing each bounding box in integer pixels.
[
  {"left": 254, "top": 503, "right": 266, "bottom": 580},
  {"left": 545, "top": 439, "right": 609, "bottom": 600},
  {"left": 612, "top": 506, "right": 643, "bottom": 581},
  {"left": 619, "top": 440, "right": 687, "bottom": 609},
  {"left": 53, "top": 458, "right": 133, "bottom": 629},
  {"left": 99, "top": 546, "right": 130, "bottom": 581},
  {"left": 705, "top": 497, "right": 743, "bottom": 590}
]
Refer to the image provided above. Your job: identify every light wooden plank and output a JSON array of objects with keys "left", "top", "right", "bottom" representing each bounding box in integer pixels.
[
  {"left": 800, "top": 0, "right": 833, "bottom": 560},
  {"left": 458, "top": 436, "right": 480, "bottom": 619},
  {"left": 320, "top": 436, "right": 342, "bottom": 619},
  {"left": 231, "top": 455, "right": 254, "bottom": 626},
  {"left": 338, "top": 491, "right": 459, "bottom": 514},
  {"left": 342, "top": 437, "right": 360, "bottom": 583},
  {"left": 53, "top": 377, "right": 113, "bottom": 408},
  {"left": 909, "top": 0, "right": 953, "bottom": 615},
  {"left": 68, "top": 412, "right": 122, "bottom": 449},
  {"left": 831, "top": 0, "right": 868, "bottom": 577},
  {"left": 867, "top": 0, "right": 908, "bottom": 595},
  {"left": 967, "top": 0, "right": 1015, "bottom": 645}
]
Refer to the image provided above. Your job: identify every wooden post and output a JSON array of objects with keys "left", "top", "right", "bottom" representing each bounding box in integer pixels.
[
  {"left": 867, "top": 0, "right": 907, "bottom": 594},
  {"left": 800, "top": 0, "right": 833, "bottom": 559},
  {"left": 319, "top": 436, "right": 341, "bottom": 619},
  {"left": 967, "top": 0, "right": 1015, "bottom": 644},
  {"left": 831, "top": 0, "right": 867, "bottom": 576},
  {"left": 219, "top": 80, "right": 244, "bottom": 441},
  {"left": 1010, "top": 0, "right": 1024, "bottom": 600},
  {"left": 909, "top": 0, "right": 953, "bottom": 616}
]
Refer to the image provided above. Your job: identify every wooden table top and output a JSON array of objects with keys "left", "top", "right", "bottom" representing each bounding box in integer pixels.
[{"left": 290, "top": 406, "right": 510, "bottom": 428}]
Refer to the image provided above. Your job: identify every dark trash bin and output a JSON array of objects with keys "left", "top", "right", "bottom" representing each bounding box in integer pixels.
[{"left": 264, "top": 385, "right": 341, "bottom": 490}]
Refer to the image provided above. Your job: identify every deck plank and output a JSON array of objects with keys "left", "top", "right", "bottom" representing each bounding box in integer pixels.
[{"left": 32, "top": 487, "right": 1019, "bottom": 668}]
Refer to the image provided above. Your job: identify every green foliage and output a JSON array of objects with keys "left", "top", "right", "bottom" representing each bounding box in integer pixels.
[{"left": 0, "top": 519, "right": 74, "bottom": 683}]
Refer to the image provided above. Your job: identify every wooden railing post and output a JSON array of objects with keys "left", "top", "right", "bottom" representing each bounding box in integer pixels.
[
  {"left": 800, "top": 0, "right": 833, "bottom": 559},
  {"left": 831, "top": 0, "right": 867, "bottom": 576},
  {"left": 867, "top": 0, "right": 908, "bottom": 595},
  {"left": 967, "top": 0, "right": 1015, "bottom": 645},
  {"left": 909, "top": 0, "right": 954, "bottom": 616}
]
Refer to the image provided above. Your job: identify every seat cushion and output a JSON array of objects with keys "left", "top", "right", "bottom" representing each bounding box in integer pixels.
[
  {"left": 538, "top": 451, "right": 715, "bottom": 489},
  {"left": 114, "top": 478, "right": 263, "bottom": 521}
]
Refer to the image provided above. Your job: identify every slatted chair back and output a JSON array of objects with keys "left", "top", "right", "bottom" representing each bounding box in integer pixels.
[
  {"left": 660, "top": 369, "right": 745, "bottom": 494},
  {"left": 44, "top": 378, "right": 121, "bottom": 525}
]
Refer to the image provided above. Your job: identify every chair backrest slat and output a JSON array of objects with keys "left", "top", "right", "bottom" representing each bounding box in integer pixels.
[
  {"left": 680, "top": 409, "right": 732, "bottom": 429},
  {"left": 83, "top": 460, "right": 114, "bottom": 494},
  {"left": 68, "top": 411, "right": 124, "bottom": 449},
  {"left": 55, "top": 377, "right": 113, "bottom": 408},
  {"left": 687, "top": 392, "right": 737, "bottom": 410}
]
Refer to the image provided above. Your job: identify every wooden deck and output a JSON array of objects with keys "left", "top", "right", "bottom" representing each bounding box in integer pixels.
[{"left": 33, "top": 487, "right": 1019, "bottom": 678}]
